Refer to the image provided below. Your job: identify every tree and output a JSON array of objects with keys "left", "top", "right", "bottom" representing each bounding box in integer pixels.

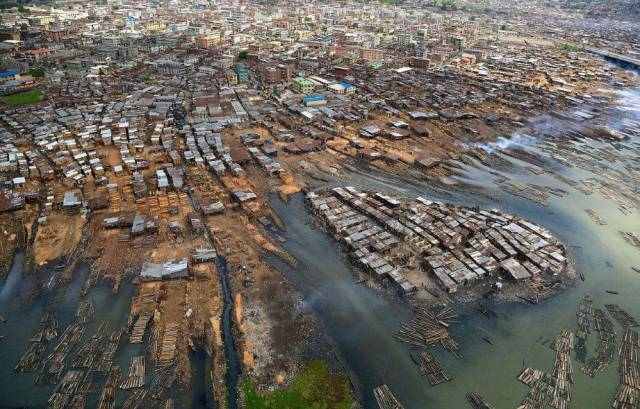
[
  {"left": 559, "top": 43, "right": 580, "bottom": 52},
  {"left": 433, "top": 0, "right": 457, "bottom": 10},
  {"left": 26, "top": 67, "right": 45, "bottom": 78},
  {"left": 238, "top": 50, "right": 249, "bottom": 60}
]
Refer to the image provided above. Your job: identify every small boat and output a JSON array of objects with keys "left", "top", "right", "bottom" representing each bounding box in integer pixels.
[
  {"left": 580, "top": 272, "right": 585, "bottom": 281},
  {"left": 481, "top": 305, "right": 498, "bottom": 319},
  {"left": 426, "top": 288, "right": 440, "bottom": 298},
  {"left": 606, "top": 290, "right": 619, "bottom": 295},
  {"left": 477, "top": 305, "right": 491, "bottom": 318},
  {"left": 517, "top": 295, "right": 536, "bottom": 304},
  {"left": 632, "top": 266, "right": 640, "bottom": 274},
  {"left": 409, "top": 352, "right": 421, "bottom": 367},
  {"left": 482, "top": 336, "right": 494, "bottom": 345}
]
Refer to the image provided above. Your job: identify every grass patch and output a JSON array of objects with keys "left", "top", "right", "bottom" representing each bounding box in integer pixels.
[
  {"left": 1, "top": 89, "right": 44, "bottom": 106},
  {"left": 243, "top": 360, "right": 353, "bottom": 409}
]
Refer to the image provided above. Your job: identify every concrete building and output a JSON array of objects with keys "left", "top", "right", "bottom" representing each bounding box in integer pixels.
[{"left": 293, "top": 77, "right": 315, "bottom": 94}]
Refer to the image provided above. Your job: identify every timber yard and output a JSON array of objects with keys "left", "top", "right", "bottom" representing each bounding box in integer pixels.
[{"left": 1, "top": 0, "right": 640, "bottom": 408}]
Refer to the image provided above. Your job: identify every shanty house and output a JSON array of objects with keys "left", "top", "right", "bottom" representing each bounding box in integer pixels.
[
  {"left": 62, "top": 190, "right": 82, "bottom": 213},
  {"left": 140, "top": 259, "right": 190, "bottom": 281}
]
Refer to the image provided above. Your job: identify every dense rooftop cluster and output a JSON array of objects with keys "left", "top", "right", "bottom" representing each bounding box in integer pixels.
[{"left": 308, "top": 187, "right": 569, "bottom": 299}]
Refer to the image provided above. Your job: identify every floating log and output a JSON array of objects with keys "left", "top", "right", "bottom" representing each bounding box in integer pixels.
[
  {"left": 68, "top": 394, "right": 86, "bottom": 409},
  {"left": 466, "top": 392, "right": 495, "bottom": 409},
  {"left": 16, "top": 311, "right": 58, "bottom": 372},
  {"left": 613, "top": 328, "right": 640, "bottom": 408},
  {"left": 416, "top": 351, "right": 452, "bottom": 386},
  {"left": 582, "top": 309, "right": 616, "bottom": 378},
  {"left": 516, "top": 330, "right": 574, "bottom": 409},
  {"left": 149, "top": 365, "right": 178, "bottom": 400},
  {"left": 97, "top": 366, "right": 120, "bottom": 409},
  {"left": 394, "top": 304, "right": 459, "bottom": 355},
  {"left": 48, "top": 370, "right": 84, "bottom": 409},
  {"left": 76, "top": 301, "right": 95, "bottom": 324},
  {"left": 373, "top": 384, "right": 405, "bottom": 409},
  {"left": 120, "top": 356, "right": 145, "bottom": 389},
  {"left": 98, "top": 329, "right": 123, "bottom": 372},
  {"left": 605, "top": 304, "right": 638, "bottom": 328},
  {"left": 122, "top": 389, "right": 147, "bottom": 409}
]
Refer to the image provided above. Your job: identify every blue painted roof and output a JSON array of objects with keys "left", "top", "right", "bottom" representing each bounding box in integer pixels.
[
  {"left": 339, "top": 80, "right": 355, "bottom": 89},
  {"left": 303, "top": 94, "right": 326, "bottom": 102},
  {"left": 0, "top": 70, "right": 18, "bottom": 78}
]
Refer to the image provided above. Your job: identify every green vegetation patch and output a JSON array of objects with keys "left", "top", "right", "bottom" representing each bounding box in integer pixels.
[
  {"left": 432, "top": 0, "right": 458, "bottom": 10},
  {"left": 243, "top": 360, "right": 353, "bottom": 409},
  {"left": 559, "top": 43, "right": 581, "bottom": 52},
  {"left": 26, "top": 67, "right": 45, "bottom": 78},
  {"left": 2, "top": 89, "right": 44, "bottom": 106}
]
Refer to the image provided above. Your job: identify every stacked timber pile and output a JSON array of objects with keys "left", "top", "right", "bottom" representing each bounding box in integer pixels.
[
  {"left": 159, "top": 323, "right": 179, "bottom": 366},
  {"left": 148, "top": 320, "right": 161, "bottom": 365},
  {"left": 120, "top": 356, "right": 145, "bottom": 389},
  {"left": 466, "top": 392, "right": 495, "bottom": 409},
  {"left": 129, "top": 313, "right": 151, "bottom": 343},
  {"left": 373, "top": 384, "right": 405, "bottom": 409},
  {"left": 518, "top": 368, "right": 544, "bottom": 386}
]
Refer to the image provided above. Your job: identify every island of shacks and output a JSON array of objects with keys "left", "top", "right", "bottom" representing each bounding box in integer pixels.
[{"left": 1, "top": 0, "right": 640, "bottom": 408}]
